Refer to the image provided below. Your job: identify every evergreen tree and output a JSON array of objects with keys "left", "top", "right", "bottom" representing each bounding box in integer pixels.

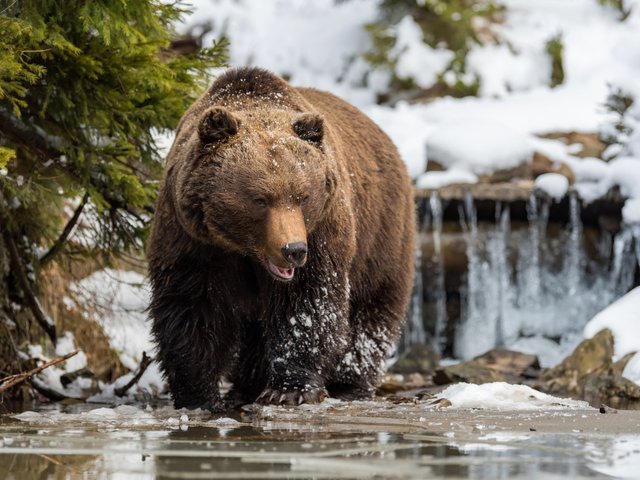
[{"left": 0, "top": 1, "right": 226, "bottom": 370}]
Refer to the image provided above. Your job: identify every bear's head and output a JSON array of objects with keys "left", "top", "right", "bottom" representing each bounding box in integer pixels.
[{"left": 174, "top": 106, "right": 337, "bottom": 282}]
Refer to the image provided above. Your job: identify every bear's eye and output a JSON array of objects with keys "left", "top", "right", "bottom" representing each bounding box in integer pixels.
[
  {"left": 301, "top": 194, "right": 310, "bottom": 205},
  {"left": 253, "top": 197, "right": 268, "bottom": 208}
]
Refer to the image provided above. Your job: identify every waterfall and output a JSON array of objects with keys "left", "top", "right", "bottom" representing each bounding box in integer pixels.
[
  {"left": 452, "top": 193, "right": 638, "bottom": 366},
  {"left": 403, "top": 190, "right": 638, "bottom": 367}
]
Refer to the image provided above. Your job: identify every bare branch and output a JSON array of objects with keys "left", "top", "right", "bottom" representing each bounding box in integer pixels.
[
  {"left": 0, "top": 350, "right": 78, "bottom": 395},
  {"left": 39, "top": 191, "right": 90, "bottom": 267},
  {"left": 115, "top": 352, "right": 153, "bottom": 397}
]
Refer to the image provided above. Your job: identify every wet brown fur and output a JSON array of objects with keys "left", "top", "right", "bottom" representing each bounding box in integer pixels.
[{"left": 148, "top": 67, "right": 415, "bottom": 410}]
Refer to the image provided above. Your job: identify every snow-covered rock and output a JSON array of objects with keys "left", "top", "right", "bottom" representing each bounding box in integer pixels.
[{"left": 535, "top": 173, "right": 569, "bottom": 201}]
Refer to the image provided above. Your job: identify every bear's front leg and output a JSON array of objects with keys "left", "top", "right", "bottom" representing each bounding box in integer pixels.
[
  {"left": 257, "top": 269, "right": 350, "bottom": 406},
  {"left": 150, "top": 264, "right": 238, "bottom": 412}
]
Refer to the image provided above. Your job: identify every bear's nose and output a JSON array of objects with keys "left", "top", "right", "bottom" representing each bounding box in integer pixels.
[{"left": 281, "top": 242, "right": 307, "bottom": 267}]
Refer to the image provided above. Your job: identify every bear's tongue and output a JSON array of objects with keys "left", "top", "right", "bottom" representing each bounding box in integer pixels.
[{"left": 268, "top": 261, "right": 295, "bottom": 281}]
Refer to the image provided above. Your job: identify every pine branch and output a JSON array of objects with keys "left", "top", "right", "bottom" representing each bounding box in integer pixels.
[
  {"left": 0, "top": 350, "right": 78, "bottom": 395},
  {"left": 0, "top": 191, "right": 57, "bottom": 343},
  {"left": 39, "top": 191, "right": 90, "bottom": 267}
]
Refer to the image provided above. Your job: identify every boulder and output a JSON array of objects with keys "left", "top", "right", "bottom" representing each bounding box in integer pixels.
[
  {"left": 433, "top": 348, "right": 541, "bottom": 385},
  {"left": 390, "top": 343, "right": 440, "bottom": 375},
  {"left": 539, "top": 329, "right": 640, "bottom": 405}
]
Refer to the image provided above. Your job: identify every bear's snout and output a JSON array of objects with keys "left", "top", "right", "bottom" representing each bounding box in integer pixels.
[
  {"left": 264, "top": 205, "right": 308, "bottom": 271},
  {"left": 282, "top": 242, "right": 307, "bottom": 267}
]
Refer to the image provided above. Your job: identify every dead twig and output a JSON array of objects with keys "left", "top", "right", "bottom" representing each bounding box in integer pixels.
[
  {"left": 0, "top": 350, "right": 78, "bottom": 395},
  {"left": 115, "top": 352, "right": 153, "bottom": 397},
  {"left": 39, "top": 191, "right": 90, "bottom": 267}
]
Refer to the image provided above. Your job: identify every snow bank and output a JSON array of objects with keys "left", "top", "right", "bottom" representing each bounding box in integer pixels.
[
  {"left": 177, "top": 0, "right": 640, "bottom": 197},
  {"left": 70, "top": 269, "right": 153, "bottom": 371},
  {"left": 437, "top": 382, "right": 590, "bottom": 410},
  {"left": 426, "top": 120, "right": 533, "bottom": 174},
  {"left": 182, "top": 0, "right": 379, "bottom": 108}
]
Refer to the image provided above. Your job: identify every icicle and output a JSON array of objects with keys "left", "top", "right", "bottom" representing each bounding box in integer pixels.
[
  {"left": 430, "top": 192, "right": 447, "bottom": 354},
  {"left": 634, "top": 225, "right": 640, "bottom": 271},
  {"left": 401, "top": 200, "right": 428, "bottom": 353},
  {"left": 565, "top": 193, "right": 584, "bottom": 296},
  {"left": 517, "top": 194, "right": 542, "bottom": 307},
  {"left": 495, "top": 204, "right": 511, "bottom": 347},
  {"left": 610, "top": 227, "right": 636, "bottom": 298}
]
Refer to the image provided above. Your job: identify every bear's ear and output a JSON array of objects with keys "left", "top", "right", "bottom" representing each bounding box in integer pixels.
[
  {"left": 292, "top": 113, "right": 324, "bottom": 146},
  {"left": 198, "top": 107, "right": 239, "bottom": 145}
]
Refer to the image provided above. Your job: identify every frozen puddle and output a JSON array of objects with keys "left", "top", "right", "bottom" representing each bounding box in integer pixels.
[{"left": 2, "top": 399, "right": 640, "bottom": 479}]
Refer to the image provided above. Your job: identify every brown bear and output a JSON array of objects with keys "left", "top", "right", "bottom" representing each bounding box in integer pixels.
[{"left": 148, "top": 67, "right": 415, "bottom": 411}]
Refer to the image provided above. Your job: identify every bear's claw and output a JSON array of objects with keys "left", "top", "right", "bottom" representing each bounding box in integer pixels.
[{"left": 256, "top": 387, "right": 328, "bottom": 406}]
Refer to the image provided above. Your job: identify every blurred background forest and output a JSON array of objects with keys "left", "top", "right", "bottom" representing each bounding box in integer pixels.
[{"left": 1, "top": 0, "right": 639, "bottom": 406}]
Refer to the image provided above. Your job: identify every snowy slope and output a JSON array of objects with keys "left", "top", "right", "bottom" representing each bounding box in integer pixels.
[{"left": 179, "top": 0, "right": 640, "bottom": 224}]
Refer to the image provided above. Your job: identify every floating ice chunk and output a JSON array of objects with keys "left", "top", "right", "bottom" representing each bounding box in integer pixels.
[
  {"left": 85, "top": 407, "right": 118, "bottom": 420},
  {"left": 535, "top": 173, "right": 569, "bottom": 201},
  {"left": 13, "top": 411, "right": 46, "bottom": 422},
  {"left": 436, "top": 382, "right": 591, "bottom": 410},
  {"left": 426, "top": 120, "right": 533, "bottom": 175}
]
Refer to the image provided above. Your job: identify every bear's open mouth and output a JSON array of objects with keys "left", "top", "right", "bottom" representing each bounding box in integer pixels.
[{"left": 267, "top": 261, "right": 295, "bottom": 281}]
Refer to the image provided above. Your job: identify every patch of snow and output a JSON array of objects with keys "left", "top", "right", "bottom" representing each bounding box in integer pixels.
[
  {"left": 623, "top": 354, "right": 640, "bottom": 386},
  {"left": 437, "top": 382, "right": 591, "bottom": 410},
  {"left": 535, "top": 173, "right": 569, "bottom": 201},
  {"left": 415, "top": 169, "right": 478, "bottom": 190},
  {"left": 181, "top": 0, "right": 379, "bottom": 108},
  {"left": 426, "top": 120, "right": 533, "bottom": 175},
  {"left": 70, "top": 269, "right": 153, "bottom": 371},
  {"left": 584, "top": 287, "right": 640, "bottom": 362},
  {"left": 391, "top": 16, "right": 453, "bottom": 89},
  {"left": 365, "top": 103, "right": 432, "bottom": 177},
  {"left": 622, "top": 198, "right": 640, "bottom": 224},
  {"left": 467, "top": 43, "right": 549, "bottom": 97},
  {"left": 26, "top": 333, "right": 88, "bottom": 398}
]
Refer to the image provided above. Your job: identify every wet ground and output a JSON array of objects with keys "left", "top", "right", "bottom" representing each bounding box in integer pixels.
[{"left": 1, "top": 399, "right": 639, "bottom": 479}]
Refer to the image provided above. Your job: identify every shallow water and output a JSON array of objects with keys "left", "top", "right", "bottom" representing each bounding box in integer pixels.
[{"left": 1, "top": 400, "right": 639, "bottom": 479}]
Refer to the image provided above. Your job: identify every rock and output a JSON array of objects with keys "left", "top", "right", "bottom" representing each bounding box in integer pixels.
[
  {"left": 433, "top": 362, "right": 506, "bottom": 385},
  {"left": 530, "top": 152, "right": 576, "bottom": 184},
  {"left": 378, "top": 372, "right": 430, "bottom": 394},
  {"left": 390, "top": 343, "right": 440, "bottom": 375},
  {"left": 472, "top": 348, "right": 541, "bottom": 380},
  {"left": 426, "top": 160, "right": 445, "bottom": 172},
  {"left": 539, "top": 329, "right": 640, "bottom": 406},
  {"left": 542, "top": 131, "right": 606, "bottom": 159},
  {"left": 542, "top": 329, "right": 614, "bottom": 391},
  {"left": 433, "top": 348, "right": 541, "bottom": 385}
]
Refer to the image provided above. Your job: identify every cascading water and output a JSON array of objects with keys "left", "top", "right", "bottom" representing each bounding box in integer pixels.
[
  {"left": 419, "top": 191, "right": 639, "bottom": 367},
  {"left": 402, "top": 213, "right": 428, "bottom": 353},
  {"left": 429, "top": 192, "right": 448, "bottom": 354}
]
